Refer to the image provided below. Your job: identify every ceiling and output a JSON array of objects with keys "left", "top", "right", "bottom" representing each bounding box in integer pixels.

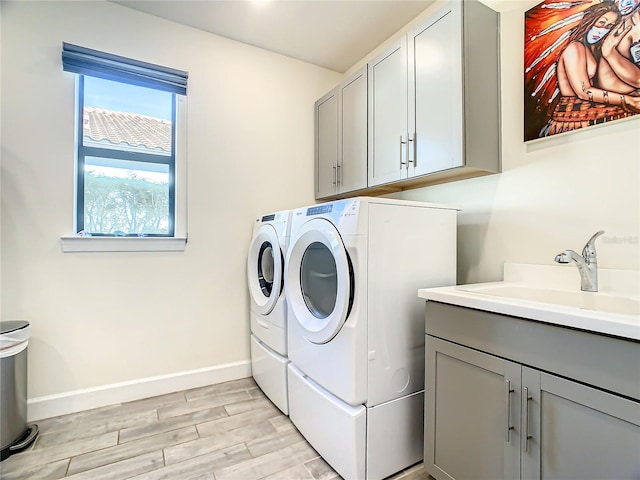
[{"left": 112, "top": 0, "right": 434, "bottom": 73}]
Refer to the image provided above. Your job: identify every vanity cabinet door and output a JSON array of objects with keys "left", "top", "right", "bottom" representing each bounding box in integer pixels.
[
  {"left": 521, "top": 368, "right": 640, "bottom": 480},
  {"left": 425, "top": 336, "right": 521, "bottom": 480}
]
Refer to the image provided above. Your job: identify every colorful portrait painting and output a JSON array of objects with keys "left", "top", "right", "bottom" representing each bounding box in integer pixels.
[{"left": 524, "top": 0, "right": 640, "bottom": 142}]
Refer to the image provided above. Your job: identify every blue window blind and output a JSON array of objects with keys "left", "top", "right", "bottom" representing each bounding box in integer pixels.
[{"left": 61, "top": 42, "right": 188, "bottom": 95}]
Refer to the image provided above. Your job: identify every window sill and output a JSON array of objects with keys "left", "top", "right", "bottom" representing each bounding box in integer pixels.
[{"left": 60, "top": 236, "right": 187, "bottom": 253}]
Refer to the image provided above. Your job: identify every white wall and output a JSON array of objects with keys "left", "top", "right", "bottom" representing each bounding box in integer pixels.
[
  {"left": 0, "top": 1, "right": 341, "bottom": 401},
  {"left": 2, "top": 0, "right": 639, "bottom": 412},
  {"left": 350, "top": 0, "right": 640, "bottom": 284}
]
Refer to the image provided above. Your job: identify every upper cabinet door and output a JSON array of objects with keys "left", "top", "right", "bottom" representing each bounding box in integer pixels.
[
  {"left": 368, "top": 38, "right": 408, "bottom": 187},
  {"left": 315, "top": 90, "right": 338, "bottom": 199},
  {"left": 408, "top": 1, "right": 463, "bottom": 177},
  {"left": 338, "top": 66, "right": 368, "bottom": 194}
]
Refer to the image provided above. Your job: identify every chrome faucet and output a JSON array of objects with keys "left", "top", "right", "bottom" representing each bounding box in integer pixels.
[{"left": 554, "top": 230, "right": 605, "bottom": 292}]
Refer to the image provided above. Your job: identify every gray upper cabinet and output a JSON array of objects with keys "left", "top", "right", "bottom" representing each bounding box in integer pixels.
[
  {"left": 339, "top": 66, "right": 368, "bottom": 194},
  {"left": 315, "top": 66, "right": 367, "bottom": 200},
  {"left": 368, "top": 38, "right": 408, "bottom": 187},
  {"left": 315, "top": 90, "right": 339, "bottom": 199},
  {"left": 408, "top": 4, "right": 464, "bottom": 177},
  {"left": 316, "top": 0, "right": 501, "bottom": 200},
  {"left": 404, "top": 0, "right": 500, "bottom": 185}
]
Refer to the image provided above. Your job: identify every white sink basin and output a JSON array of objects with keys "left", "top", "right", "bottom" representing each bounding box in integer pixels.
[
  {"left": 458, "top": 284, "right": 640, "bottom": 316},
  {"left": 418, "top": 264, "right": 640, "bottom": 340}
]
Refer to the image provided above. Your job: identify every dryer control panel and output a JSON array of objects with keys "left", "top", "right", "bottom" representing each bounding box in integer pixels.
[
  {"left": 300, "top": 198, "right": 361, "bottom": 233},
  {"left": 252, "top": 210, "right": 291, "bottom": 243}
]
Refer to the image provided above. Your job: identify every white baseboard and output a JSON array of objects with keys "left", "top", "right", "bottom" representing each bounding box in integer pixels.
[{"left": 28, "top": 360, "right": 252, "bottom": 422}]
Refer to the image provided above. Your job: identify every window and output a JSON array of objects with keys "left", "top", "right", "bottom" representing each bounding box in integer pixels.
[
  {"left": 79, "top": 77, "right": 175, "bottom": 236},
  {"left": 61, "top": 43, "right": 188, "bottom": 251}
]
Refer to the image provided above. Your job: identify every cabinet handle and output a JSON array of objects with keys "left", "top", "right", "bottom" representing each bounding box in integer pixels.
[
  {"left": 337, "top": 164, "right": 341, "bottom": 185},
  {"left": 332, "top": 165, "right": 337, "bottom": 185},
  {"left": 399, "top": 135, "right": 407, "bottom": 168},
  {"left": 505, "top": 380, "right": 514, "bottom": 442},
  {"left": 408, "top": 133, "right": 416, "bottom": 167},
  {"left": 522, "top": 386, "right": 533, "bottom": 452}
]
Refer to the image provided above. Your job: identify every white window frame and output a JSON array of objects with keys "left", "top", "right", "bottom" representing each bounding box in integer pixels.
[{"left": 61, "top": 80, "right": 188, "bottom": 253}]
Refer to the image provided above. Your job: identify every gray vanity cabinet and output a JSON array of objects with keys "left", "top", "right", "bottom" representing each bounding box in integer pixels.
[
  {"left": 424, "top": 302, "right": 640, "bottom": 480},
  {"left": 314, "top": 66, "right": 367, "bottom": 200}
]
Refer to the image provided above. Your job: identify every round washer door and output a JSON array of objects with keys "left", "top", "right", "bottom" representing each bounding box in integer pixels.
[
  {"left": 285, "top": 218, "right": 353, "bottom": 344},
  {"left": 247, "top": 224, "right": 284, "bottom": 316}
]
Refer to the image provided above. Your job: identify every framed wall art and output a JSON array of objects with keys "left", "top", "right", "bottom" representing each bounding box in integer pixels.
[{"left": 524, "top": 0, "right": 640, "bottom": 141}]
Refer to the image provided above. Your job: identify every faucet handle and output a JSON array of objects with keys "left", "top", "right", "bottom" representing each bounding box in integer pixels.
[{"left": 582, "top": 230, "right": 605, "bottom": 261}]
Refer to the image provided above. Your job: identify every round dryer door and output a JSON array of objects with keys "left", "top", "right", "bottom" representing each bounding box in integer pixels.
[
  {"left": 286, "top": 218, "right": 353, "bottom": 344},
  {"left": 247, "top": 224, "right": 284, "bottom": 315}
]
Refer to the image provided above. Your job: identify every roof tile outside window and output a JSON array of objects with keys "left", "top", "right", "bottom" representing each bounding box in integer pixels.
[{"left": 83, "top": 107, "right": 171, "bottom": 153}]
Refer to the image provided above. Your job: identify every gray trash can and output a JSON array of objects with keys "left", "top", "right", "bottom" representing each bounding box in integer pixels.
[{"left": 1, "top": 321, "right": 38, "bottom": 461}]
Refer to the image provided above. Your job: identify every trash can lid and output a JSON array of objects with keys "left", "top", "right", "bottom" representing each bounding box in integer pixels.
[{"left": 0, "top": 321, "right": 30, "bottom": 336}]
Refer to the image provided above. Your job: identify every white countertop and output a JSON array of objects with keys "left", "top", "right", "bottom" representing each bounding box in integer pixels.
[{"left": 418, "top": 264, "right": 640, "bottom": 341}]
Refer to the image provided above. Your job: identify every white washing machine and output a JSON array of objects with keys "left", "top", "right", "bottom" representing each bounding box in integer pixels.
[
  {"left": 247, "top": 210, "right": 291, "bottom": 414},
  {"left": 285, "top": 197, "right": 458, "bottom": 480}
]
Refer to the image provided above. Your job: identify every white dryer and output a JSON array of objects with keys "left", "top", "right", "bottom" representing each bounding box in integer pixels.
[
  {"left": 285, "top": 197, "right": 458, "bottom": 480},
  {"left": 247, "top": 210, "right": 291, "bottom": 414}
]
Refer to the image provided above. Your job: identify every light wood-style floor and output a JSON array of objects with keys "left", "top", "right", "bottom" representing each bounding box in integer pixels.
[{"left": 0, "top": 377, "right": 432, "bottom": 480}]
